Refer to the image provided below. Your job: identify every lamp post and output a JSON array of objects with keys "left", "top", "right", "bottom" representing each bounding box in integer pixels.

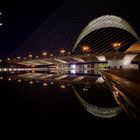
[
  {"left": 42, "top": 52, "right": 47, "bottom": 58},
  {"left": 112, "top": 42, "right": 121, "bottom": 60},
  {"left": 60, "top": 49, "right": 65, "bottom": 56},
  {"left": 82, "top": 45, "right": 90, "bottom": 55},
  {"left": 28, "top": 54, "right": 33, "bottom": 60},
  {"left": 17, "top": 56, "right": 21, "bottom": 61},
  {"left": 7, "top": 58, "right": 11, "bottom": 61}
]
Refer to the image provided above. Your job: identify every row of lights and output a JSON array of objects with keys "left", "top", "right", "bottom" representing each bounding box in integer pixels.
[
  {"left": 0, "top": 76, "right": 67, "bottom": 89},
  {"left": 0, "top": 68, "right": 36, "bottom": 72},
  {"left": 0, "top": 76, "right": 93, "bottom": 92},
  {"left": 6, "top": 46, "right": 89, "bottom": 61},
  {"left": 4, "top": 49, "right": 64, "bottom": 62},
  {"left": 0, "top": 42, "right": 121, "bottom": 62}
]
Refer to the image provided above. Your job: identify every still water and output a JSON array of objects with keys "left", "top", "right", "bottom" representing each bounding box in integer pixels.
[{"left": 0, "top": 71, "right": 139, "bottom": 136}]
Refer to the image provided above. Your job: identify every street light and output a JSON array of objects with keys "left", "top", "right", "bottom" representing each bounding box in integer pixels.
[
  {"left": 112, "top": 42, "right": 121, "bottom": 52},
  {"left": 60, "top": 49, "right": 65, "bottom": 56},
  {"left": 17, "top": 56, "right": 21, "bottom": 61},
  {"left": 112, "top": 42, "right": 121, "bottom": 60},
  {"left": 42, "top": 52, "right": 47, "bottom": 58},
  {"left": 82, "top": 45, "right": 90, "bottom": 54},
  {"left": 7, "top": 58, "right": 10, "bottom": 61},
  {"left": 28, "top": 54, "right": 33, "bottom": 59}
]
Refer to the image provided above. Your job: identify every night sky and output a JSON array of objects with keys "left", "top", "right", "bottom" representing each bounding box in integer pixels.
[
  {"left": 1, "top": 0, "right": 140, "bottom": 57},
  {"left": 0, "top": 0, "right": 64, "bottom": 57}
]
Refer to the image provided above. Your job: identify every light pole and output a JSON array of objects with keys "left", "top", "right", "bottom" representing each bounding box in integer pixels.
[
  {"left": 7, "top": 58, "right": 11, "bottom": 61},
  {"left": 42, "top": 52, "right": 47, "bottom": 58},
  {"left": 28, "top": 54, "right": 33, "bottom": 59},
  {"left": 82, "top": 45, "right": 90, "bottom": 55},
  {"left": 60, "top": 49, "right": 65, "bottom": 56},
  {"left": 112, "top": 42, "right": 121, "bottom": 60},
  {"left": 17, "top": 56, "right": 21, "bottom": 61}
]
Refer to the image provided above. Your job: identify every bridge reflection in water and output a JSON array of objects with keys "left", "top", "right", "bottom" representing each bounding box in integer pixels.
[
  {"left": 1, "top": 69, "right": 124, "bottom": 119},
  {"left": 1, "top": 67, "right": 140, "bottom": 137},
  {"left": 1, "top": 67, "right": 140, "bottom": 123}
]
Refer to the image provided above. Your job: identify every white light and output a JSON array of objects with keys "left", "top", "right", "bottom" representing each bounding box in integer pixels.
[
  {"left": 84, "top": 70, "right": 87, "bottom": 73},
  {"left": 29, "top": 81, "right": 33, "bottom": 84},
  {"left": 43, "top": 83, "right": 47, "bottom": 86},
  {"left": 71, "top": 64, "right": 76, "bottom": 69},
  {"left": 8, "top": 78, "right": 11, "bottom": 81},
  {"left": 18, "top": 79, "right": 21, "bottom": 82},
  {"left": 4, "top": 68, "right": 7, "bottom": 72},
  {"left": 71, "top": 69, "right": 76, "bottom": 74}
]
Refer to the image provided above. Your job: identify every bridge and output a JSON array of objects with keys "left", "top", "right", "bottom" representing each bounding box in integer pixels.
[
  {"left": 5, "top": 15, "right": 140, "bottom": 71},
  {"left": 1, "top": 15, "right": 140, "bottom": 120}
]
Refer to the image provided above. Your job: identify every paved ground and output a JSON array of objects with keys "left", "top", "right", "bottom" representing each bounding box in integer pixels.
[
  {"left": 104, "top": 69, "right": 140, "bottom": 83},
  {"left": 102, "top": 69, "right": 140, "bottom": 121}
]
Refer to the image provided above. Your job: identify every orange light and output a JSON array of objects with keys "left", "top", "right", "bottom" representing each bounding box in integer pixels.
[
  {"left": 112, "top": 42, "right": 121, "bottom": 49},
  {"left": 82, "top": 45, "right": 90, "bottom": 53},
  {"left": 42, "top": 52, "right": 47, "bottom": 56},
  {"left": 60, "top": 49, "right": 65, "bottom": 54}
]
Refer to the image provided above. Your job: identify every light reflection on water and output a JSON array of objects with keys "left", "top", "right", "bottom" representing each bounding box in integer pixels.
[
  {"left": 0, "top": 71, "right": 139, "bottom": 135},
  {"left": 0, "top": 70, "right": 122, "bottom": 119}
]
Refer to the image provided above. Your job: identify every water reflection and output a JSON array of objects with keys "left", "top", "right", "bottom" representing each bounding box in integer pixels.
[
  {"left": 0, "top": 70, "right": 123, "bottom": 119},
  {"left": 72, "top": 86, "right": 122, "bottom": 118}
]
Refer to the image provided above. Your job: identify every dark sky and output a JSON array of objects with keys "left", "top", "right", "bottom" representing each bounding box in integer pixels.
[
  {"left": 1, "top": 0, "right": 140, "bottom": 58},
  {"left": 0, "top": 0, "right": 64, "bottom": 57}
]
